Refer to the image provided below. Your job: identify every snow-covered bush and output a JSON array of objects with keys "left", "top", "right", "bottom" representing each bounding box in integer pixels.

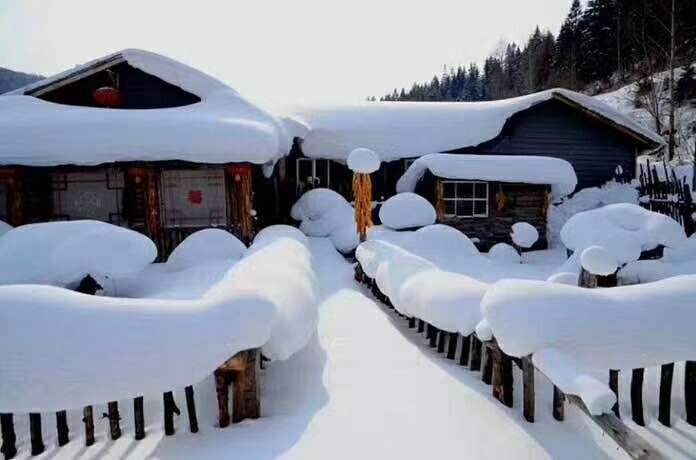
[
  {"left": 402, "top": 224, "right": 480, "bottom": 270},
  {"left": 378, "top": 193, "right": 436, "bottom": 230},
  {"left": 167, "top": 228, "right": 246, "bottom": 270},
  {"left": 0, "top": 220, "right": 157, "bottom": 287},
  {"left": 347, "top": 147, "right": 380, "bottom": 174},
  {"left": 482, "top": 275, "right": 696, "bottom": 414},
  {"left": 561, "top": 203, "right": 686, "bottom": 265},
  {"left": 0, "top": 229, "right": 318, "bottom": 412},
  {"left": 580, "top": 246, "right": 618, "bottom": 276},
  {"left": 510, "top": 222, "right": 539, "bottom": 249},
  {"left": 487, "top": 243, "right": 521, "bottom": 264},
  {"left": 291, "top": 188, "right": 359, "bottom": 253}
]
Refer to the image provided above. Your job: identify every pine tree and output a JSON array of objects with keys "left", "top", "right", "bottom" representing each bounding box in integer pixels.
[
  {"left": 554, "top": 0, "right": 583, "bottom": 89},
  {"left": 578, "top": 0, "right": 617, "bottom": 83}
]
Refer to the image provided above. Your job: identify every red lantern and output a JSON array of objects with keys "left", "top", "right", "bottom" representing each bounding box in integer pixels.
[{"left": 93, "top": 86, "right": 123, "bottom": 108}]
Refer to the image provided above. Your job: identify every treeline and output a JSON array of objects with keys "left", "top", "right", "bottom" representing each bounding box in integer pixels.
[{"left": 375, "top": 0, "right": 696, "bottom": 103}]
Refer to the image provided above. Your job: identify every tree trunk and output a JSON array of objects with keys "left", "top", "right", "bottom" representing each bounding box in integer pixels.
[{"left": 667, "top": 0, "right": 676, "bottom": 161}]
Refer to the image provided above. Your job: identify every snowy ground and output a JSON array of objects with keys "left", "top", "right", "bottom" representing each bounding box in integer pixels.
[{"left": 7, "top": 238, "right": 650, "bottom": 460}]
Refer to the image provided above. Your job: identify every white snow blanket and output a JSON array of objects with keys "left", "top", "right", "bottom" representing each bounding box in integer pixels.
[
  {"left": 487, "top": 243, "right": 521, "bottom": 264},
  {"left": 0, "top": 220, "right": 12, "bottom": 237},
  {"left": 167, "top": 228, "right": 246, "bottom": 270},
  {"left": 561, "top": 203, "right": 687, "bottom": 265},
  {"left": 0, "top": 220, "right": 157, "bottom": 286},
  {"left": 0, "top": 230, "right": 317, "bottom": 412},
  {"left": 0, "top": 49, "right": 291, "bottom": 166},
  {"left": 378, "top": 193, "right": 436, "bottom": 230},
  {"left": 511, "top": 222, "right": 539, "bottom": 248},
  {"left": 291, "top": 188, "right": 359, "bottom": 253},
  {"left": 482, "top": 276, "right": 696, "bottom": 414},
  {"left": 288, "top": 88, "right": 662, "bottom": 162},
  {"left": 397, "top": 153, "right": 577, "bottom": 198}
]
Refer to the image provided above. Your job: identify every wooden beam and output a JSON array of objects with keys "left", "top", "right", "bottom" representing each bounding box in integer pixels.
[
  {"left": 26, "top": 55, "right": 126, "bottom": 97},
  {"left": 567, "top": 395, "right": 665, "bottom": 460}
]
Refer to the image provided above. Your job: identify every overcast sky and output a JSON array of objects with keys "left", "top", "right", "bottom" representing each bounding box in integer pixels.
[{"left": 1, "top": 0, "right": 570, "bottom": 110}]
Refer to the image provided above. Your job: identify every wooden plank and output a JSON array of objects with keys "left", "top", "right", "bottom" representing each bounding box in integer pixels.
[
  {"left": 553, "top": 386, "right": 565, "bottom": 421},
  {"left": 185, "top": 386, "right": 199, "bottom": 433},
  {"left": 567, "top": 395, "right": 665, "bottom": 460},
  {"left": 232, "top": 350, "right": 261, "bottom": 423},
  {"left": 56, "top": 410, "right": 70, "bottom": 446},
  {"left": 459, "top": 335, "right": 471, "bottom": 367},
  {"left": 446, "top": 332, "right": 458, "bottom": 360},
  {"left": 83, "top": 406, "right": 95, "bottom": 446},
  {"left": 469, "top": 336, "right": 482, "bottom": 371},
  {"left": 631, "top": 369, "right": 645, "bottom": 426},
  {"left": 107, "top": 401, "right": 121, "bottom": 440},
  {"left": 27, "top": 56, "right": 126, "bottom": 96},
  {"left": 522, "top": 358, "right": 535, "bottom": 422},
  {"left": 685, "top": 361, "right": 696, "bottom": 426},
  {"left": 29, "top": 413, "right": 44, "bottom": 456},
  {"left": 481, "top": 343, "right": 493, "bottom": 385},
  {"left": 658, "top": 363, "right": 674, "bottom": 427},
  {"left": 490, "top": 342, "right": 513, "bottom": 407},
  {"left": 163, "top": 391, "right": 179, "bottom": 435},
  {"left": 0, "top": 413, "right": 17, "bottom": 459},
  {"left": 609, "top": 370, "right": 620, "bottom": 418},
  {"left": 437, "top": 330, "right": 446, "bottom": 354},
  {"left": 134, "top": 397, "right": 146, "bottom": 440}
]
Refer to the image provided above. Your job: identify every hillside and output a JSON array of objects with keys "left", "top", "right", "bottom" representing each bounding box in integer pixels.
[{"left": 0, "top": 67, "right": 42, "bottom": 94}]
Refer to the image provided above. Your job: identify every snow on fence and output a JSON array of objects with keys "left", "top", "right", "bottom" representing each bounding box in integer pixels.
[
  {"left": 353, "top": 233, "right": 696, "bottom": 459},
  {"left": 638, "top": 159, "right": 696, "bottom": 237},
  {"left": 0, "top": 225, "right": 318, "bottom": 459}
]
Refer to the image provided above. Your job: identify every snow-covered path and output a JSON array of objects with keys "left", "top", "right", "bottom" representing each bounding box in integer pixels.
[{"left": 12, "top": 238, "right": 615, "bottom": 459}]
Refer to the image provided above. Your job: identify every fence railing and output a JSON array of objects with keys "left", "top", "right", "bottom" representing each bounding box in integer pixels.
[
  {"left": 354, "top": 262, "right": 688, "bottom": 460},
  {"left": 0, "top": 349, "right": 261, "bottom": 459},
  {"left": 638, "top": 160, "right": 696, "bottom": 236}
]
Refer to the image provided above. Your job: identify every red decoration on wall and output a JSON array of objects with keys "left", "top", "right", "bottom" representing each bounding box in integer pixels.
[
  {"left": 93, "top": 86, "right": 123, "bottom": 108},
  {"left": 188, "top": 190, "right": 203, "bottom": 205},
  {"left": 228, "top": 164, "right": 252, "bottom": 180}
]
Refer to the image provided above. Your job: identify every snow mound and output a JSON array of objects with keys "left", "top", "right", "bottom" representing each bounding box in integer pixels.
[
  {"left": 379, "top": 193, "right": 436, "bottom": 230},
  {"left": 1, "top": 49, "right": 291, "bottom": 166},
  {"left": 0, "top": 220, "right": 157, "bottom": 287},
  {"left": 347, "top": 147, "right": 380, "bottom": 173},
  {"left": 488, "top": 243, "right": 521, "bottom": 264},
  {"left": 547, "top": 272, "right": 579, "bottom": 285},
  {"left": 0, "top": 220, "right": 11, "bottom": 237},
  {"left": 402, "top": 224, "right": 481, "bottom": 271},
  {"left": 482, "top": 276, "right": 696, "bottom": 414},
  {"left": 0, "top": 232, "right": 318, "bottom": 412},
  {"left": 289, "top": 88, "right": 662, "bottom": 162},
  {"left": 397, "top": 153, "right": 577, "bottom": 198},
  {"left": 580, "top": 246, "right": 618, "bottom": 276},
  {"left": 561, "top": 203, "right": 687, "bottom": 265},
  {"left": 253, "top": 224, "right": 308, "bottom": 249},
  {"left": 292, "top": 189, "right": 359, "bottom": 253},
  {"left": 548, "top": 181, "right": 639, "bottom": 245},
  {"left": 662, "top": 236, "right": 696, "bottom": 263},
  {"left": 511, "top": 222, "right": 539, "bottom": 249},
  {"left": 167, "top": 228, "right": 246, "bottom": 270},
  {"left": 366, "top": 225, "right": 415, "bottom": 247}
]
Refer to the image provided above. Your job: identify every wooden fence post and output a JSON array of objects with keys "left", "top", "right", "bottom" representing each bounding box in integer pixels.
[
  {"left": 490, "top": 341, "right": 513, "bottom": 407},
  {"left": 481, "top": 343, "right": 493, "bottom": 385},
  {"left": 553, "top": 386, "right": 565, "bottom": 421},
  {"left": 631, "top": 369, "right": 645, "bottom": 426},
  {"left": 408, "top": 317, "right": 415, "bottom": 329},
  {"left": 446, "top": 332, "right": 458, "bottom": 360},
  {"left": 29, "top": 413, "right": 44, "bottom": 456},
  {"left": 469, "top": 336, "right": 482, "bottom": 371},
  {"left": 426, "top": 324, "right": 437, "bottom": 348},
  {"left": 686, "top": 361, "right": 696, "bottom": 426},
  {"left": 522, "top": 358, "right": 535, "bottom": 422},
  {"left": 609, "top": 370, "right": 620, "bottom": 418},
  {"left": 56, "top": 410, "right": 70, "bottom": 446},
  {"left": 163, "top": 391, "right": 180, "bottom": 435},
  {"left": 417, "top": 319, "right": 425, "bottom": 334},
  {"left": 83, "top": 406, "right": 95, "bottom": 446},
  {"left": 215, "top": 370, "right": 232, "bottom": 428},
  {"left": 134, "top": 397, "right": 145, "bottom": 440},
  {"left": 437, "top": 330, "right": 446, "bottom": 354},
  {"left": 232, "top": 350, "right": 261, "bottom": 423},
  {"left": 0, "top": 413, "right": 17, "bottom": 459},
  {"left": 107, "top": 401, "right": 121, "bottom": 440},
  {"left": 459, "top": 335, "right": 471, "bottom": 367},
  {"left": 185, "top": 386, "right": 199, "bottom": 433},
  {"left": 658, "top": 363, "right": 674, "bottom": 427}
]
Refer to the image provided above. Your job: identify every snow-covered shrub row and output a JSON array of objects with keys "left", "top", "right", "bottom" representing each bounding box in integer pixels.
[
  {"left": 378, "top": 192, "right": 436, "bottom": 230},
  {"left": 547, "top": 181, "right": 639, "bottom": 245},
  {"left": 0, "top": 225, "right": 318, "bottom": 412},
  {"left": 481, "top": 276, "right": 696, "bottom": 414},
  {"left": 0, "top": 220, "right": 157, "bottom": 287},
  {"left": 291, "top": 188, "right": 359, "bottom": 253}
]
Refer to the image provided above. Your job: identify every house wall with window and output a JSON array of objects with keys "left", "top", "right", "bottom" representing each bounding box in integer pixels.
[{"left": 414, "top": 171, "right": 551, "bottom": 250}]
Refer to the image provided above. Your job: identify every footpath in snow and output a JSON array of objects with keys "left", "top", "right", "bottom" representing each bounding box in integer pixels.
[{"left": 11, "top": 238, "right": 626, "bottom": 459}]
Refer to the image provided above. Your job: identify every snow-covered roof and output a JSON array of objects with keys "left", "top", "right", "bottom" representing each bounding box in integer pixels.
[
  {"left": 286, "top": 88, "right": 664, "bottom": 162},
  {"left": 396, "top": 153, "right": 578, "bottom": 198},
  {"left": 0, "top": 49, "right": 291, "bottom": 167}
]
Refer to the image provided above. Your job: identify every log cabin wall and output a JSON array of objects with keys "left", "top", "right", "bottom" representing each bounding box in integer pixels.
[{"left": 418, "top": 173, "right": 550, "bottom": 251}]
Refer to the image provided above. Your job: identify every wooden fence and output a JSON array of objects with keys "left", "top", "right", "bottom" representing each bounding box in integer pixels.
[
  {"left": 353, "top": 262, "right": 696, "bottom": 460},
  {"left": 0, "top": 349, "right": 261, "bottom": 459},
  {"left": 638, "top": 160, "right": 696, "bottom": 236}
]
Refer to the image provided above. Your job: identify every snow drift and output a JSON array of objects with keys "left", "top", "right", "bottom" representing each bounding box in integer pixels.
[
  {"left": 378, "top": 193, "right": 436, "bottom": 230},
  {"left": 0, "top": 228, "right": 318, "bottom": 412},
  {"left": 291, "top": 188, "right": 359, "bottom": 253}
]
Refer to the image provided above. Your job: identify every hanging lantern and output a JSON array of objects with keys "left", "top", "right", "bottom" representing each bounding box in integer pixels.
[
  {"left": 228, "top": 164, "right": 252, "bottom": 181},
  {"left": 93, "top": 86, "right": 123, "bottom": 108}
]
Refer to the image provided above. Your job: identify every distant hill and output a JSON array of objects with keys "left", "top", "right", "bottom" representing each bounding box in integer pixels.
[{"left": 0, "top": 67, "right": 43, "bottom": 94}]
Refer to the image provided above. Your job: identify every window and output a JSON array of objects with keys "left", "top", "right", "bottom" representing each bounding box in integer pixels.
[
  {"left": 442, "top": 181, "right": 489, "bottom": 217},
  {"left": 296, "top": 159, "right": 330, "bottom": 195},
  {"left": 51, "top": 170, "right": 124, "bottom": 224},
  {"left": 159, "top": 169, "right": 228, "bottom": 228}
]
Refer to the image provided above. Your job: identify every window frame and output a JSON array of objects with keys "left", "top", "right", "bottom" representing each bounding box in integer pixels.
[
  {"left": 296, "top": 158, "right": 331, "bottom": 194},
  {"left": 441, "top": 180, "right": 489, "bottom": 218}
]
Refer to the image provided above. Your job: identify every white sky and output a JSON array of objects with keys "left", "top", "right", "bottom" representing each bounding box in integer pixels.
[{"left": 0, "top": 0, "right": 570, "bottom": 110}]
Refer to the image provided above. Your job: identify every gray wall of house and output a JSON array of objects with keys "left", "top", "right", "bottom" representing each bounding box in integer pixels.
[{"left": 448, "top": 99, "right": 641, "bottom": 191}]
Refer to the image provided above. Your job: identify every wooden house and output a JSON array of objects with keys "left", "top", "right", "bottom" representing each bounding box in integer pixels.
[
  {"left": 285, "top": 89, "right": 664, "bottom": 202},
  {"left": 0, "top": 49, "right": 291, "bottom": 256}
]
